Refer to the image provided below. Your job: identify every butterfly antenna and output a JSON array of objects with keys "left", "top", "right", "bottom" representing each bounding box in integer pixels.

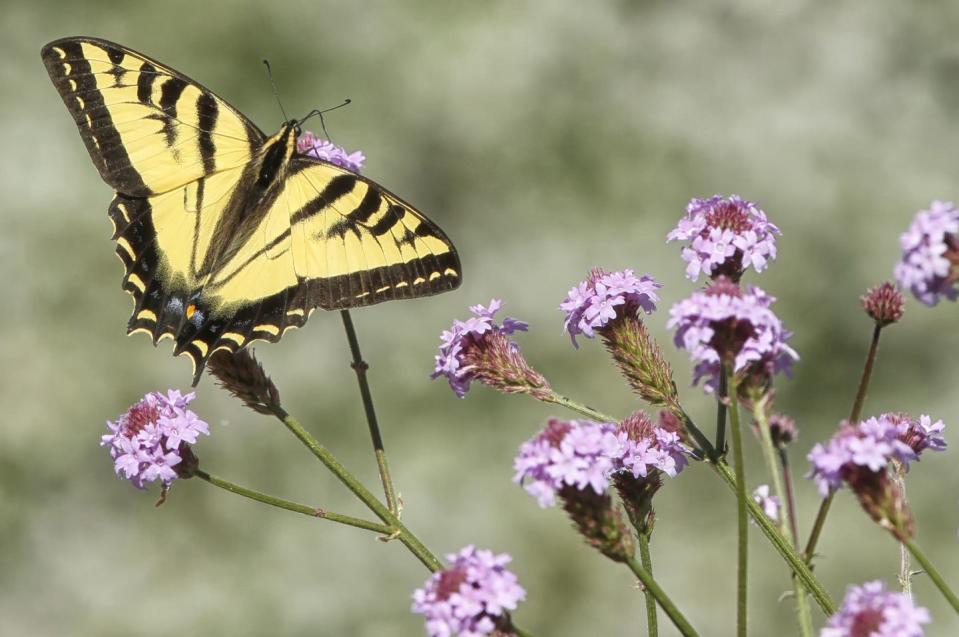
[
  {"left": 262, "top": 59, "right": 290, "bottom": 123},
  {"left": 298, "top": 99, "right": 352, "bottom": 143}
]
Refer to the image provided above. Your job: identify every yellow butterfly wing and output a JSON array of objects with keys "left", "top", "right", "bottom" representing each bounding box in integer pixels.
[
  {"left": 43, "top": 37, "right": 462, "bottom": 384},
  {"left": 41, "top": 36, "right": 263, "bottom": 195}
]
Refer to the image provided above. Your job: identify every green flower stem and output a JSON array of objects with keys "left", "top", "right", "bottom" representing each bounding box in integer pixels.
[
  {"left": 273, "top": 405, "right": 442, "bottom": 571},
  {"left": 713, "top": 461, "right": 835, "bottom": 613},
  {"left": 751, "top": 399, "right": 813, "bottom": 636},
  {"left": 194, "top": 469, "right": 392, "bottom": 534},
  {"left": 638, "top": 532, "right": 658, "bottom": 637},
  {"left": 340, "top": 309, "right": 399, "bottom": 515},
  {"left": 625, "top": 555, "right": 699, "bottom": 636},
  {"left": 715, "top": 371, "right": 728, "bottom": 456},
  {"left": 803, "top": 490, "right": 834, "bottom": 563},
  {"left": 726, "top": 367, "right": 748, "bottom": 637},
  {"left": 543, "top": 391, "right": 618, "bottom": 423},
  {"left": 804, "top": 323, "right": 884, "bottom": 564},
  {"left": 780, "top": 448, "right": 801, "bottom": 557},
  {"left": 892, "top": 462, "right": 912, "bottom": 595},
  {"left": 903, "top": 537, "right": 959, "bottom": 614}
]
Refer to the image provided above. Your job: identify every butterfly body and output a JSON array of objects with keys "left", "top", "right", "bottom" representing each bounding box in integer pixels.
[{"left": 42, "top": 37, "right": 461, "bottom": 383}]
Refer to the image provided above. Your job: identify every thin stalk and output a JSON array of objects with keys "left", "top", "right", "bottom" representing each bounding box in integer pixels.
[
  {"left": 780, "top": 449, "right": 801, "bottom": 556},
  {"left": 274, "top": 406, "right": 442, "bottom": 571},
  {"left": 850, "top": 324, "right": 882, "bottom": 423},
  {"left": 713, "top": 462, "right": 835, "bottom": 613},
  {"left": 340, "top": 310, "right": 399, "bottom": 515},
  {"left": 715, "top": 371, "right": 728, "bottom": 456},
  {"left": 804, "top": 323, "right": 884, "bottom": 564},
  {"left": 803, "top": 491, "right": 834, "bottom": 563},
  {"left": 638, "top": 533, "right": 659, "bottom": 637},
  {"left": 194, "top": 469, "right": 391, "bottom": 534},
  {"left": 624, "top": 555, "right": 700, "bottom": 636},
  {"left": 892, "top": 461, "right": 912, "bottom": 596},
  {"left": 903, "top": 537, "right": 959, "bottom": 614},
  {"left": 726, "top": 367, "right": 748, "bottom": 637},
  {"left": 752, "top": 399, "right": 813, "bottom": 635},
  {"left": 543, "top": 391, "right": 618, "bottom": 423}
]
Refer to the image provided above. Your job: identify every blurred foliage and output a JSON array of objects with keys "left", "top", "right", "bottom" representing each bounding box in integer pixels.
[{"left": 3, "top": 1, "right": 959, "bottom": 635}]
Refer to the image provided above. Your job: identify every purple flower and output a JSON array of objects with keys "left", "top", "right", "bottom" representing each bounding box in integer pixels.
[
  {"left": 412, "top": 545, "right": 525, "bottom": 637},
  {"left": 751, "top": 485, "right": 780, "bottom": 524},
  {"left": 607, "top": 412, "right": 689, "bottom": 480},
  {"left": 667, "top": 195, "right": 780, "bottom": 282},
  {"left": 821, "top": 580, "right": 930, "bottom": 637},
  {"left": 432, "top": 300, "right": 540, "bottom": 398},
  {"left": 894, "top": 200, "right": 959, "bottom": 306},
  {"left": 513, "top": 418, "right": 618, "bottom": 507},
  {"left": 296, "top": 130, "right": 365, "bottom": 172},
  {"left": 100, "top": 390, "right": 210, "bottom": 489},
  {"left": 560, "top": 268, "right": 660, "bottom": 346},
  {"left": 667, "top": 277, "right": 798, "bottom": 393},
  {"left": 807, "top": 413, "right": 946, "bottom": 496}
]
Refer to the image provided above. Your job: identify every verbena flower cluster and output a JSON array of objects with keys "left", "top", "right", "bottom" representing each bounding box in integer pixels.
[
  {"left": 822, "top": 580, "right": 930, "bottom": 637},
  {"left": 607, "top": 413, "right": 688, "bottom": 480},
  {"left": 296, "top": 130, "right": 366, "bottom": 172},
  {"left": 100, "top": 390, "right": 209, "bottom": 489},
  {"left": 412, "top": 545, "right": 525, "bottom": 637},
  {"left": 667, "top": 195, "right": 779, "bottom": 281},
  {"left": 667, "top": 278, "right": 798, "bottom": 392},
  {"left": 894, "top": 200, "right": 959, "bottom": 306},
  {"left": 560, "top": 268, "right": 660, "bottom": 345},
  {"left": 513, "top": 418, "right": 618, "bottom": 507},
  {"left": 807, "top": 413, "right": 946, "bottom": 496},
  {"left": 432, "top": 300, "right": 529, "bottom": 397}
]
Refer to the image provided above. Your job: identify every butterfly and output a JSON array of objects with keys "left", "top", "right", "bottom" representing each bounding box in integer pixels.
[{"left": 41, "top": 36, "right": 461, "bottom": 384}]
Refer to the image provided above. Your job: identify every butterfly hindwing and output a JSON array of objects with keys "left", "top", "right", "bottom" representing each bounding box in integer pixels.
[{"left": 41, "top": 36, "right": 263, "bottom": 196}]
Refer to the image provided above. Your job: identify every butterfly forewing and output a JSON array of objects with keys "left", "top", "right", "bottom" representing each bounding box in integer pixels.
[{"left": 41, "top": 36, "right": 263, "bottom": 195}]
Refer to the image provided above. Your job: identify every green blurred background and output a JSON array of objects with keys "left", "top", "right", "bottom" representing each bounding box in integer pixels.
[{"left": 4, "top": 1, "right": 959, "bottom": 635}]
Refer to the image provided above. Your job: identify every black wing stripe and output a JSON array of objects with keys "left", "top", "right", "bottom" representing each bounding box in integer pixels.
[{"left": 289, "top": 174, "right": 357, "bottom": 225}]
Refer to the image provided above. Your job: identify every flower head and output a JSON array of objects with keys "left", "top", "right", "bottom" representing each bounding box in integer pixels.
[
  {"left": 821, "top": 580, "right": 930, "bottom": 637},
  {"left": 667, "top": 277, "right": 798, "bottom": 393},
  {"left": 861, "top": 282, "right": 905, "bottom": 327},
  {"left": 560, "top": 268, "right": 660, "bottom": 346},
  {"left": 607, "top": 411, "right": 689, "bottom": 534},
  {"left": 100, "top": 390, "right": 210, "bottom": 489},
  {"left": 412, "top": 545, "right": 525, "bottom": 637},
  {"left": 513, "top": 418, "right": 618, "bottom": 507},
  {"left": 751, "top": 485, "right": 781, "bottom": 524},
  {"left": 607, "top": 411, "right": 689, "bottom": 480},
  {"left": 432, "top": 300, "right": 544, "bottom": 399},
  {"left": 807, "top": 413, "right": 945, "bottom": 496},
  {"left": 667, "top": 195, "right": 779, "bottom": 281},
  {"left": 296, "top": 130, "right": 365, "bottom": 172},
  {"left": 894, "top": 200, "right": 959, "bottom": 306}
]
